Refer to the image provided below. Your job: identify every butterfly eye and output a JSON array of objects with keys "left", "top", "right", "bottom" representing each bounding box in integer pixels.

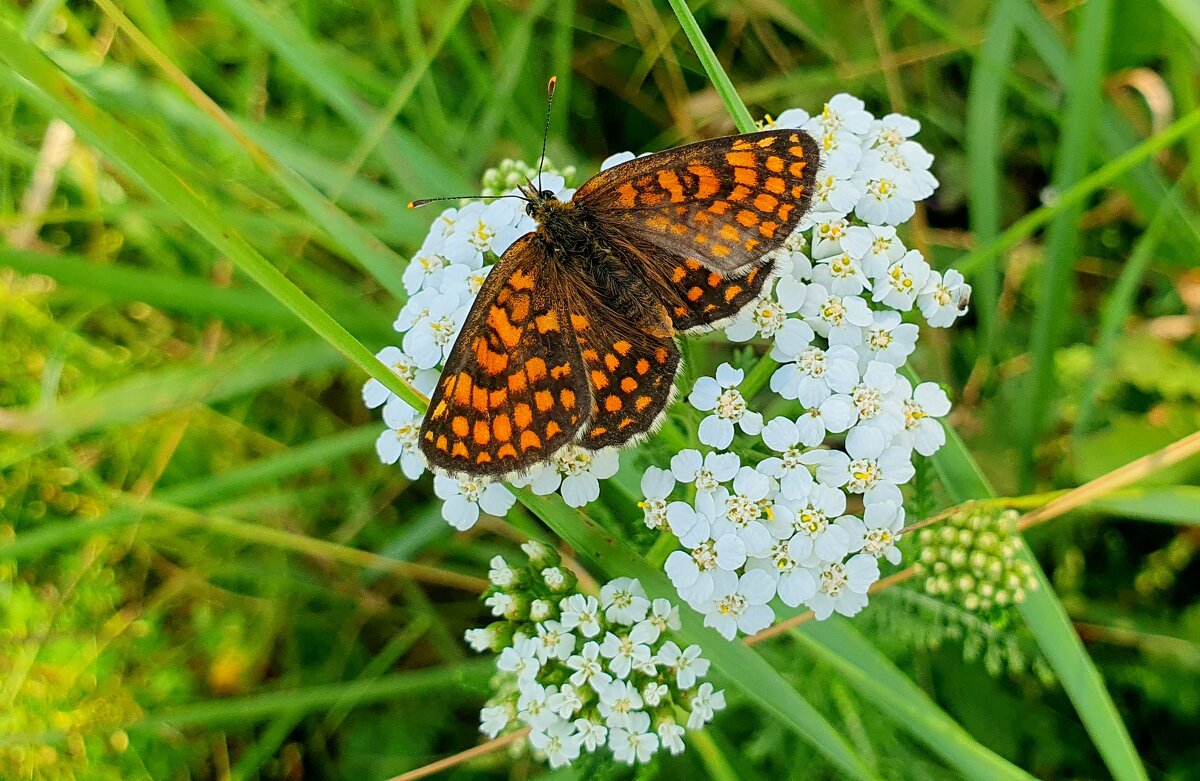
[
  {"left": 539, "top": 189, "right": 556, "bottom": 200},
  {"left": 525, "top": 202, "right": 537, "bottom": 217}
]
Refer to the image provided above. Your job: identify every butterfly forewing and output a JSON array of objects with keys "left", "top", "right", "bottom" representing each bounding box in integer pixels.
[
  {"left": 574, "top": 129, "right": 819, "bottom": 275},
  {"left": 419, "top": 235, "right": 591, "bottom": 477}
]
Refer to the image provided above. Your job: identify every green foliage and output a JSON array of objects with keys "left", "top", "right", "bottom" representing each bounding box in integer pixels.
[{"left": 1, "top": 0, "right": 1198, "bottom": 779}]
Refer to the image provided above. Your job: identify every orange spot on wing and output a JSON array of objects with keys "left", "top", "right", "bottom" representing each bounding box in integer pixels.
[
  {"left": 520, "top": 430, "right": 542, "bottom": 451},
  {"left": 757, "top": 136, "right": 778, "bottom": 147},
  {"left": 550, "top": 363, "right": 572, "bottom": 379},
  {"left": 734, "top": 168, "right": 758, "bottom": 187},
  {"left": 687, "top": 286, "right": 704, "bottom": 302},
  {"left": 508, "top": 295, "right": 529, "bottom": 323},
  {"left": 635, "top": 396, "right": 653, "bottom": 412},
  {"left": 473, "top": 420, "right": 490, "bottom": 445},
  {"left": 617, "top": 182, "right": 638, "bottom": 208},
  {"left": 736, "top": 210, "right": 759, "bottom": 227},
  {"left": 493, "top": 414, "right": 512, "bottom": 441},
  {"left": 590, "top": 369, "right": 609, "bottom": 389},
  {"left": 724, "top": 284, "right": 744, "bottom": 302},
  {"left": 514, "top": 403, "right": 533, "bottom": 429},
  {"left": 487, "top": 306, "right": 521, "bottom": 349},
  {"left": 726, "top": 150, "right": 755, "bottom": 167},
  {"left": 452, "top": 416, "right": 469, "bottom": 437},
  {"left": 435, "top": 435, "right": 449, "bottom": 452},
  {"left": 453, "top": 374, "right": 472, "bottom": 405},
  {"left": 621, "top": 377, "right": 638, "bottom": 393},
  {"left": 476, "top": 452, "right": 492, "bottom": 464},
  {"left": 688, "top": 165, "right": 719, "bottom": 198},
  {"left": 759, "top": 221, "right": 779, "bottom": 238},
  {"left": 671, "top": 266, "right": 687, "bottom": 283},
  {"left": 655, "top": 347, "right": 669, "bottom": 363},
  {"left": 708, "top": 200, "right": 730, "bottom": 215},
  {"left": 451, "top": 442, "right": 469, "bottom": 459},
  {"left": 605, "top": 395, "right": 622, "bottom": 412},
  {"left": 509, "top": 269, "right": 536, "bottom": 290},
  {"left": 534, "top": 311, "right": 559, "bottom": 333},
  {"left": 778, "top": 203, "right": 795, "bottom": 221},
  {"left": 525, "top": 358, "right": 547, "bottom": 382},
  {"left": 765, "top": 176, "right": 786, "bottom": 194},
  {"left": 546, "top": 420, "right": 562, "bottom": 439},
  {"left": 604, "top": 353, "right": 620, "bottom": 371},
  {"left": 508, "top": 371, "right": 528, "bottom": 393},
  {"left": 472, "top": 385, "right": 488, "bottom": 413},
  {"left": 490, "top": 389, "right": 507, "bottom": 408},
  {"left": 711, "top": 243, "right": 731, "bottom": 257},
  {"left": 729, "top": 185, "right": 752, "bottom": 202},
  {"left": 498, "top": 443, "right": 518, "bottom": 460},
  {"left": 570, "top": 314, "right": 590, "bottom": 330},
  {"left": 560, "top": 388, "right": 576, "bottom": 409},
  {"left": 635, "top": 359, "right": 650, "bottom": 375},
  {"left": 707, "top": 272, "right": 722, "bottom": 287},
  {"left": 789, "top": 161, "right": 807, "bottom": 177},
  {"left": 535, "top": 389, "right": 554, "bottom": 412},
  {"left": 658, "top": 170, "right": 686, "bottom": 202},
  {"left": 613, "top": 340, "right": 632, "bottom": 356},
  {"left": 754, "top": 193, "right": 779, "bottom": 212},
  {"left": 719, "top": 224, "right": 739, "bottom": 242},
  {"left": 789, "top": 145, "right": 807, "bottom": 157}
]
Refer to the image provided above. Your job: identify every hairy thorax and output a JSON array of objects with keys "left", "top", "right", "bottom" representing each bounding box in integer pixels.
[{"left": 531, "top": 195, "right": 672, "bottom": 338}]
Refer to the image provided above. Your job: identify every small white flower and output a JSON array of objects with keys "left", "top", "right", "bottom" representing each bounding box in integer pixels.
[
  {"left": 670, "top": 449, "right": 740, "bottom": 493},
  {"left": 480, "top": 703, "right": 512, "bottom": 738},
  {"left": 845, "top": 361, "right": 906, "bottom": 439},
  {"left": 638, "top": 466, "right": 675, "bottom": 531},
  {"left": 484, "top": 591, "right": 515, "bottom": 619},
  {"left": 811, "top": 215, "right": 852, "bottom": 258},
  {"left": 807, "top": 553, "right": 881, "bottom": 619},
  {"left": 699, "top": 569, "right": 776, "bottom": 639},
  {"left": 497, "top": 636, "right": 541, "bottom": 682},
  {"left": 529, "top": 598, "right": 553, "bottom": 622},
  {"left": 401, "top": 291, "right": 469, "bottom": 369},
  {"left": 790, "top": 482, "right": 851, "bottom": 562},
  {"left": 758, "top": 417, "right": 816, "bottom": 500},
  {"left": 517, "top": 681, "right": 558, "bottom": 730},
  {"left": 811, "top": 250, "right": 870, "bottom": 296},
  {"left": 918, "top": 269, "right": 972, "bottom": 328},
  {"left": 600, "top": 151, "right": 636, "bottom": 170},
  {"left": 609, "top": 710, "right": 658, "bottom": 765},
  {"left": 806, "top": 428, "right": 914, "bottom": 506},
  {"left": 599, "top": 622, "right": 657, "bottom": 679},
  {"left": 837, "top": 309, "right": 919, "bottom": 368},
  {"left": 658, "top": 720, "right": 687, "bottom": 755},
  {"left": 574, "top": 717, "right": 608, "bottom": 752},
  {"left": 464, "top": 626, "right": 495, "bottom": 652},
  {"left": 524, "top": 446, "right": 620, "bottom": 508},
  {"left": 841, "top": 224, "right": 906, "bottom": 278},
  {"left": 750, "top": 538, "right": 820, "bottom": 607},
  {"left": 529, "top": 720, "right": 582, "bottom": 768},
  {"left": 872, "top": 249, "right": 931, "bottom": 311},
  {"left": 799, "top": 284, "right": 873, "bottom": 341},
  {"left": 853, "top": 154, "right": 919, "bottom": 225},
  {"left": 547, "top": 683, "right": 584, "bottom": 719},
  {"left": 656, "top": 641, "right": 710, "bottom": 689},
  {"left": 843, "top": 500, "right": 905, "bottom": 565},
  {"left": 374, "top": 397, "right": 426, "bottom": 479},
  {"left": 559, "top": 594, "right": 602, "bottom": 638},
  {"left": 600, "top": 577, "right": 651, "bottom": 625},
  {"left": 597, "top": 679, "right": 645, "bottom": 729},
  {"left": 488, "top": 555, "right": 517, "bottom": 588},
  {"left": 898, "top": 379, "right": 952, "bottom": 455},
  {"left": 536, "top": 620, "right": 577, "bottom": 663},
  {"left": 642, "top": 681, "right": 669, "bottom": 707},
  {"left": 664, "top": 534, "right": 735, "bottom": 606},
  {"left": 764, "top": 107, "right": 811, "bottom": 129},
  {"left": 443, "top": 200, "right": 523, "bottom": 264},
  {"left": 713, "top": 468, "right": 775, "bottom": 557},
  {"left": 566, "top": 641, "right": 612, "bottom": 691},
  {"left": 403, "top": 246, "right": 452, "bottom": 295},
  {"left": 362, "top": 345, "right": 438, "bottom": 409},
  {"left": 432, "top": 475, "right": 516, "bottom": 530},
  {"left": 686, "top": 682, "right": 727, "bottom": 730},
  {"left": 771, "top": 343, "right": 860, "bottom": 407},
  {"left": 689, "top": 363, "right": 763, "bottom": 448},
  {"left": 646, "top": 598, "right": 681, "bottom": 633},
  {"left": 725, "top": 285, "right": 797, "bottom": 342},
  {"left": 806, "top": 93, "right": 874, "bottom": 136}
]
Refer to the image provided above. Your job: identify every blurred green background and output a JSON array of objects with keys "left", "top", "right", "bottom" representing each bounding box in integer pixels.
[{"left": 2, "top": 0, "right": 1200, "bottom": 779}]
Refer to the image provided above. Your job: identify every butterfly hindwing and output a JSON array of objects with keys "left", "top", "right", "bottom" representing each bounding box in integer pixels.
[
  {"left": 419, "top": 234, "right": 592, "bottom": 477},
  {"left": 559, "top": 277, "right": 681, "bottom": 450},
  {"left": 573, "top": 129, "right": 819, "bottom": 275}
]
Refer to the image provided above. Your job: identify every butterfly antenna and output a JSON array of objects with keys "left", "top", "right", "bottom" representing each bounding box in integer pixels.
[
  {"left": 407, "top": 194, "right": 528, "bottom": 209},
  {"left": 535, "top": 75, "right": 557, "bottom": 192}
]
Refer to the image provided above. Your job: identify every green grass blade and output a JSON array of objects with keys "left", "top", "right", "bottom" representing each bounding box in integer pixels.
[
  {"left": 0, "top": 21, "right": 423, "bottom": 411},
  {"left": 796, "top": 618, "right": 1037, "bottom": 781},
  {"left": 1020, "top": 0, "right": 1113, "bottom": 486},
  {"left": 1089, "top": 486, "right": 1200, "bottom": 526},
  {"left": 964, "top": 0, "right": 1018, "bottom": 356},
  {"left": 665, "top": 0, "right": 757, "bottom": 134}
]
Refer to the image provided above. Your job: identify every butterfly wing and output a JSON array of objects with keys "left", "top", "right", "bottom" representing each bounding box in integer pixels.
[
  {"left": 557, "top": 275, "right": 681, "bottom": 450},
  {"left": 419, "top": 234, "right": 592, "bottom": 478},
  {"left": 573, "top": 129, "right": 819, "bottom": 275}
]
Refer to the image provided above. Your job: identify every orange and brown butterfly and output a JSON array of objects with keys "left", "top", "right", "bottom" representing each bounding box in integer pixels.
[{"left": 413, "top": 78, "right": 819, "bottom": 479}]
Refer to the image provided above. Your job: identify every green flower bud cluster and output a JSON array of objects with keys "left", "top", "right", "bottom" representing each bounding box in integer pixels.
[
  {"left": 480, "top": 158, "right": 577, "bottom": 196},
  {"left": 913, "top": 509, "right": 1038, "bottom": 620}
]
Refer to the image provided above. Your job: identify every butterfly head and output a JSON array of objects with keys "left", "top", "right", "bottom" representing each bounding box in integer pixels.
[{"left": 520, "top": 182, "right": 567, "bottom": 224}]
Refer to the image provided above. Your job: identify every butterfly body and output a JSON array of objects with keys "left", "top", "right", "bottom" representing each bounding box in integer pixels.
[{"left": 419, "top": 129, "right": 819, "bottom": 479}]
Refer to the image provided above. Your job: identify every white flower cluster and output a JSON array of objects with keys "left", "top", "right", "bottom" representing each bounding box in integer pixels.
[
  {"left": 642, "top": 94, "right": 970, "bottom": 636},
  {"left": 469, "top": 543, "right": 725, "bottom": 768}
]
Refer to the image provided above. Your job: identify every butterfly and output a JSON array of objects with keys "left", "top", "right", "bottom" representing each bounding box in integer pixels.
[{"left": 416, "top": 80, "right": 818, "bottom": 479}]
